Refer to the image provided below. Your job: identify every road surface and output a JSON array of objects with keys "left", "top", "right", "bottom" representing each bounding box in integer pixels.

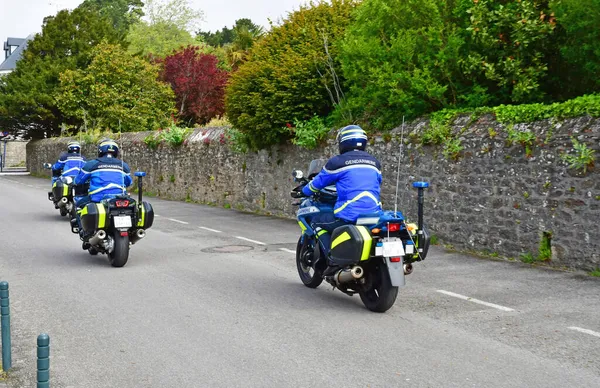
[{"left": 0, "top": 175, "right": 599, "bottom": 387}]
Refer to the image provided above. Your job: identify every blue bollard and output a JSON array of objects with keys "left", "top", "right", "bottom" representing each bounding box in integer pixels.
[
  {"left": 37, "top": 334, "right": 50, "bottom": 388},
  {"left": 0, "top": 281, "right": 11, "bottom": 371}
]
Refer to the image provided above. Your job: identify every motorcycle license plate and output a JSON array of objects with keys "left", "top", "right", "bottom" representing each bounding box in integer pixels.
[
  {"left": 114, "top": 216, "right": 132, "bottom": 228},
  {"left": 382, "top": 240, "right": 405, "bottom": 257}
]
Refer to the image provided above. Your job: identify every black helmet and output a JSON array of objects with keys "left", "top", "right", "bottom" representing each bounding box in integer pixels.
[
  {"left": 67, "top": 141, "right": 81, "bottom": 154},
  {"left": 97, "top": 139, "right": 120, "bottom": 158},
  {"left": 336, "top": 125, "right": 368, "bottom": 154}
]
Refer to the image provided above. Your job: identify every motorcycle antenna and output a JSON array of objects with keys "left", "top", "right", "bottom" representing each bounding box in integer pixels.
[
  {"left": 394, "top": 116, "right": 405, "bottom": 217},
  {"left": 119, "top": 118, "right": 125, "bottom": 195}
]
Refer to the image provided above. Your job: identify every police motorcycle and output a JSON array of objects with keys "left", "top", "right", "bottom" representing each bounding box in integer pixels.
[
  {"left": 43, "top": 163, "right": 77, "bottom": 218},
  {"left": 291, "top": 159, "right": 430, "bottom": 313},
  {"left": 70, "top": 172, "right": 154, "bottom": 267}
]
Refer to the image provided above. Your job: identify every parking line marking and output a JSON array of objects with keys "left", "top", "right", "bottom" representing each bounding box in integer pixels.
[
  {"left": 568, "top": 326, "right": 600, "bottom": 338},
  {"left": 279, "top": 248, "right": 296, "bottom": 254},
  {"left": 199, "top": 226, "right": 222, "bottom": 233},
  {"left": 168, "top": 218, "right": 189, "bottom": 225},
  {"left": 436, "top": 290, "right": 514, "bottom": 312},
  {"left": 235, "top": 236, "right": 266, "bottom": 245}
]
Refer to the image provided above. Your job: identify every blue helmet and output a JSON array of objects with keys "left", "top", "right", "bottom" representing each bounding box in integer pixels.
[
  {"left": 67, "top": 141, "right": 81, "bottom": 154},
  {"left": 97, "top": 139, "right": 120, "bottom": 158},
  {"left": 337, "top": 125, "right": 368, "bottom": 154}
]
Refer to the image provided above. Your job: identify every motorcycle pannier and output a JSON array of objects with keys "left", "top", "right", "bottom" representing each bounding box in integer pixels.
[
  {"left": 79, "top": 203, "right": 107, "bottom": 233},
  {"left": 52, "top": 180, "right": 68, "bottom": 200},
  {"left": 330, "top": 225, "right": 373, "bottom": 266},
  {"left": 136, "top": 201, "right": 154, "bottom": 229}
]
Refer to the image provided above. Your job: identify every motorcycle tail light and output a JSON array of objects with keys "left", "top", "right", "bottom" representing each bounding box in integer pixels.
[
  {"left": 388, "top": 223, "right": 400, "bottom": 232},
  {"left": 390, "top": 257, "right": 401, "bottom": 263},
  {"left": 115, "top": 200, "right": 130, "bottom": 208}
]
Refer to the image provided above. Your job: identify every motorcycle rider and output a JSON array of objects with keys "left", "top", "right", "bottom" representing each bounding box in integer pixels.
[
  {"left": 48, "top": 141, "right": 86, "bottom": 200},
  {"left": 71, "top": 139, "right": 132, "bottom": 231},
  {"left": 298, "top": 125, "right": 382, "bottom": 269}
]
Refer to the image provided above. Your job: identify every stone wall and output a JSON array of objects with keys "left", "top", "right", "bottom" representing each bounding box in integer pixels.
[
  {"left": 27, "top": 115, "right": 600, "bottom": 270},
  {"left": 1, "top": 140, "right": 28, "bottom": 168}
]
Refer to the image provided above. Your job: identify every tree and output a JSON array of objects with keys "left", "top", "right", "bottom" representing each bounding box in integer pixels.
[
  {"left": 338, "top": 0, "right": 466, "bottom": 130},
  {"left": 56, "top": 42, "right": 175, "bottom": 132},
  {"left": 225, "top": 0, "right": 357, "bottom": 150},
  {"left": 80, "top": 0, "right": 144, "bottom": 38},
  {"left": 0, "top": 6, "right": 122, "bottom": 138},
  {"left": 162, "top": 46, "right": 228, "bottom": 125},
  {"left": 197, "top": 18, "right": 263, "bottom": 47},
  {"left": 550, "top": 0, "right": 600, "bottom": 98},
  {"left": 127, "top": 0, "right": 204, "bottom": 57},
  {"left": 459, "top": 0, "right": 557, "bottom": 105}
]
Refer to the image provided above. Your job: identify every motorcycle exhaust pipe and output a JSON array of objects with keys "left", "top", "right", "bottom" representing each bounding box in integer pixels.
[
  {"left": 58, "top": 197, "right": 68, "bottom": 207},
  {"left": 130, "top": 229, "right": 146, "bottom": 245},
  {"left": 88, "top": 230, "right": 107, "bottom": 247},
  {"left": 403, "top": 263, "right": 413, "bottom": 275},
  {"left": 335, "top": 265, "right": 364, "bottom": 285}
]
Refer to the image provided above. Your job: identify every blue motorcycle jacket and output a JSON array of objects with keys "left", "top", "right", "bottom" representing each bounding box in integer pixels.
[
  {"left": 74, "top": 156, "right": 133, "bottom": 202},
  {"left": 52, "top": 152, "right": 86, "bottom": 178},
  {"left": 302, "top": 150, "right": 382, "bottom": 222}
]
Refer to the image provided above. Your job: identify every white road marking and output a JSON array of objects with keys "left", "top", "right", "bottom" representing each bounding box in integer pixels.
[
  {"left": 199, "top": 226, "right": 222, "bottom": 233},
  {"left": 436, "top": 290, "right": 515, "bottom": 312},
  {"left": 167, "top": 218, "right": 189, "bottom": 225},
  {"left": 235, "top": 236, "right": 266, "bottom": 245},
  {"left": 154, "top": 214, "right": 161, "bottom": 217},
  {"left": 279, "top": 248, "right": 296, "bottom": 254},
  {"left": 568, "top": 326, "right": 600, "bottom": 338}
]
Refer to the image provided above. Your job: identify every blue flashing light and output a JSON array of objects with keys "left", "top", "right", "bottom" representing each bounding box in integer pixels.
[
  {"left": 412, "top": 181, "right": 430, "bottom": 188},
  {"left": 134, "top": 171, "right": 147, "bottom": 177}
]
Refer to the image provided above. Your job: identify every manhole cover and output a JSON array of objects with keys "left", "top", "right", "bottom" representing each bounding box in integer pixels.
[{"left": 202, "top": 245, "right": 254, "bottom": 253}]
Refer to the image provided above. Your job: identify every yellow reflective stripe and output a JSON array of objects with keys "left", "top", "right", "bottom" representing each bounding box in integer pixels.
[
  {"left": 357, "top": 226, "right": 373, "bottom": 261},
  {"left": 331, "top": 231, "right": 351, "bottom": 250},
  {"left": 79, "top": 205, "right": 89, "bottom": 216},
  {"left": 298, "top": 221, "right": 307, "bottom": 232},
  {"left": 317, "top": 229, "right": 328, "bottom": 237},
  {"left": 334, "top": 192, "right": 381, "bottom": 214},
  {"left": 137, "top": 203, "right": 145, "bottom": 227},
  {"left": 309, "top": 183, "right": 319, "bottom": 193},
  {"left": 97, "top": 203, "right": 106, "bottom": 229},
  {"left": 52, "top": 181, "right": 57, "bottom": 188},
  {"left": 63, "top": 184, "right": 69, "bottom": 197}
]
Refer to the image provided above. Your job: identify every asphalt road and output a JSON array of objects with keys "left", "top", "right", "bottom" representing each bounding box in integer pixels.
[{"left": 0, "top": 175, "right": 599, "bottom": 388}]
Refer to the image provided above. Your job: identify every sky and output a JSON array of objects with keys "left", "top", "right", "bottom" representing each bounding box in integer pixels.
[{"left": 0, "top": 0, "right": 308, "bottom": 45}]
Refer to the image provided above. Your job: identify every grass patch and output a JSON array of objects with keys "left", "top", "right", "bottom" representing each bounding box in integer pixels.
[{"left": 589, "top": 269, "right": 600, "bottom": 277}]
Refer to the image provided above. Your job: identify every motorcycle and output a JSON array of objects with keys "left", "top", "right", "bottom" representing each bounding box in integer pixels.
[
  {"left": 43, "top": 163, "right": 77, "bottom": 218},
  {"left": 70, "top": 171, "right": 154, "bottom": 267},
  {"left": 291, "top": 159, "right": 431, "bottom": 313}
]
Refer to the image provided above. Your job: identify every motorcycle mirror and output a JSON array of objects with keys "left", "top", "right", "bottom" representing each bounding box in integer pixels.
[
  {"left": 292, "top": 170, "right": 303, "bottom": 180},
  {"left": 43, "top": 163, "right": 52, "bottom": 169}
]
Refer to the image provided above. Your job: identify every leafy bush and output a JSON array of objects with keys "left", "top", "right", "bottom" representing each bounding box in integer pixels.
[
  {"left": 290, "top": 116, "right": 331, "bottom": 149},
  {"left": 338, "top": 0, "right": 463, "bottom": 130},
  {"left": 144, "top": 122, "right": 191, "bottom": 148},
  {"left": 225, "top": 0, "right": 357, "bottom": 150},
  {"left": 561, "top": 137, "right": 596, "bottom": 173}
]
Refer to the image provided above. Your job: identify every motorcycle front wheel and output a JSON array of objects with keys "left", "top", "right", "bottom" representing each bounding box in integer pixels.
[
  {"left": 109, "top": 230, "right": 129, "bottom": 268},
  {"left": 359, "top": 263, "right": 398, "bottom": 313},
  {"left": 296, "top": 236, "right": 323, "bottom": 289}
]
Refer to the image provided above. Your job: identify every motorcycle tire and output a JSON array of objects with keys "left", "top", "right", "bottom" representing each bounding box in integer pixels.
[
  {"left": 88, "top": 247, "right": 99, "bottom": 256},
  {"left": 359, "top": 263, "right": 398, "bottom": 313},
  {"left": 59, "top": 207, "right": 68, "bottom": 217},
  {"left": 108, "top": 230, "right": 129, "bottom": 268},
  {"left": 296, "top": 237, "right": 323, "bottom": 289}
]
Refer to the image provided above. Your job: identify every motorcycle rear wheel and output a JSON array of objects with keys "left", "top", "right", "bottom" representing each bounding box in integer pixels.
[
  {"left": 109, "top": 230, "right": 129, "bottom": 267},
  {"left": 296, "top": 237, "right": 323, "bottom": 289},
  {"left": 359, "top": 263, "right": 398, "bottom": 313}
]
